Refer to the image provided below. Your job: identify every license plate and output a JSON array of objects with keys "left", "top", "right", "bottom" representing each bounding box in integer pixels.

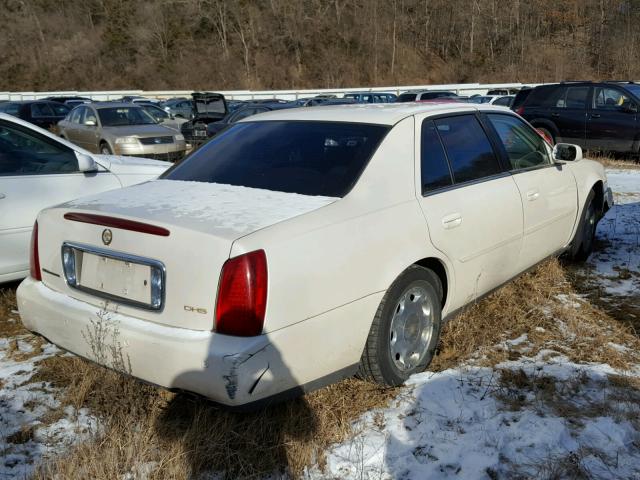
[
  {"left": 79, "top": 253, "right": 152, "bottom": 305},
  {"left": 193, "top": 130, "right": 207, "bottom": 137}
]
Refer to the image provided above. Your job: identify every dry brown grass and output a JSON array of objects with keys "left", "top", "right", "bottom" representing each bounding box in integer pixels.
[
  {"left": 589, "top": 153, "right": 640, "bottom": 170},
  {"left": 431, "top": 259, "right": 640, "bottom": 372},
  {"left": 14, "top": 259, "right": 640, "bottom": 479},
  {"left": 0, "top": 287, "right": 23, "bottom": 338}
]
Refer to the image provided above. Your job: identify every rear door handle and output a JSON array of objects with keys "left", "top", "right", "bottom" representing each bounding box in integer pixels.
[
  {"left": 442, "top": 213, "right": 462, "bottom": 229},
  {"left": 526, "top": 189, "right": 540, "bottom": 201},
  {"left": 551, "top": 112, "right": 560, "bottom": 117}
]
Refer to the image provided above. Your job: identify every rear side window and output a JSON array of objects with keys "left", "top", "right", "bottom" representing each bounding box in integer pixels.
[
  {"left": 0, "top": 103, "right": 20, "bottom": 115},
  {"left": 557, "top": 86, "right": 589, "bottom": 109},
  {"left": 31, "top": 103, "right": 54, "bottom": 117},
  {"left": 421, "top": 120, "right": 452, "bottom": 193},
  {"left": 164, "top": 121, "right": 390, "bottom": 197},
  {"left": 434, "top": 115, "right": 501, "bottom": 184}
]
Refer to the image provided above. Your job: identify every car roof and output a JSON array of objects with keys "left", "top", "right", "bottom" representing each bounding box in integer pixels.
[
  {"left": 239, "top": 102, "right": 512, "bottom": 126},
  {"left": 91, "top": 102, "right": 144, "bottom": 109}
]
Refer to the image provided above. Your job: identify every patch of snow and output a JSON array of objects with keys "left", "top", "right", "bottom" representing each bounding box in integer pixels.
[
  {"left": 0, "top": 335, "right": 98, "bottom": 479},
  {"left": 309, "top": 355, "right": 640, "bottom": 480}
]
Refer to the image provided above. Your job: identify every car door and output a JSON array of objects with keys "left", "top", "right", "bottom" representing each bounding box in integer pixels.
[
  {"left": 484, "top": 112, "right": 578, "bottom": 270},
  {"left": 74, "top": 106, "right": 101, "bottom": 151},
  {"left": 416, "top": 113, "right": 524, "bottom": 307},
  {"left": 548, "top": 85, "right": 589, "bottom": 146},
  {"left": 587, "top": 86, "right": 638, "bottom": 152},
  {"left": 61, "top": 107, "right": 84, "bottom": 145},
  {"left": 0, "top": 119, "right": 121, "bottom": 281}
]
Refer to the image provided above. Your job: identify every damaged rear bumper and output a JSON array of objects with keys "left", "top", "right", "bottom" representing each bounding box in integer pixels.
[{"left": 16, "top": 278, "right": 306, "bottom": 408}]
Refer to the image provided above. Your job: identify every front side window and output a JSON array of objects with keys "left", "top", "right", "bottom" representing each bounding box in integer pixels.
[
  {"left": 70, "top": 107, "right": 83, "bottom": 124},
  {"left": 398, "top": 93, "right": 417, "bottom": 102},
  {"left": 421, "top": 120, "right": 453, "bottom": 193},
  {"left": 434, "top": 115, "right": 501, "bottom": 184},
  {"left": 493, "top": 96, "right": 513, "bottom": 107},
  {"left": 487, "top": 114, "right": 551, "bottom": 170},
  {"left": 0, "top": 121, "right": 78, "bottom": 176},
  {"left": 84, "top": 108, "right": 98, "bottom": 125},
  {"left": 593, "top": 87, "right": 631, "bottom": 111},
  {"left": 163, "top": 121, "right": 390, "bottom": 197}
]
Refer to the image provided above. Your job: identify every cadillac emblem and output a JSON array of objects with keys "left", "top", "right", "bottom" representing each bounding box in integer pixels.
[{"left": 102, "top": 229, "right": 113, "bottom": 246}]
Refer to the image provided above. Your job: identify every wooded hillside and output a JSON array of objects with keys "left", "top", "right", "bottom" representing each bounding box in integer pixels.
[{"left": 1, "top": 0, "right": 639, "bottom": 91}]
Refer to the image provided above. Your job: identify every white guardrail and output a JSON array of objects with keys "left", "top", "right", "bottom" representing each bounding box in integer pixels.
[{"left": 0, "top": 83, "right": 544, "bottom": 102}]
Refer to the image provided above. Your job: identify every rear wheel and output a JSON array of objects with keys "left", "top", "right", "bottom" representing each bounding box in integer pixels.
[
  {"left": 571, "top": 190, "right": 597, "bottom": 261},
  {"left": 358, "top": 265, "right": 442, "bottom": 386}
]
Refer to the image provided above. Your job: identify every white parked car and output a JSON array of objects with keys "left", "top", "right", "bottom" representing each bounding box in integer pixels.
[
  {"left": 0, "top": 113, "right": 170, "bottom": 283},
  {"left": 18, "top": 104, "right": 613, "bottom": 408}
]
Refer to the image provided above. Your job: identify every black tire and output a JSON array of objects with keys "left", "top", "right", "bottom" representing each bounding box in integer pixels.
[
  {"left": 570, "top": 190, "right": 597, "bottom": 261},
  {"left": 100, "top": 142, "right": 112, "bottom": 155},
  {"left": 358, "top": 265, "right": 443, "bottom": 386}
]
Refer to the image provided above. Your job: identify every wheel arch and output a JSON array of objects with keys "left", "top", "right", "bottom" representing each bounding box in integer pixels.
[
  {"left": 528, "top": 118, "right": 560, "bottom": 140},
  {"left": 413, "top": 257, "right": 449, "bottom": 310}
]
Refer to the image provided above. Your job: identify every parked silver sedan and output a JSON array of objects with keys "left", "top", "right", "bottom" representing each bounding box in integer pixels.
[{"left": 58, "top": 103, "right": 187, "bottom": 162}]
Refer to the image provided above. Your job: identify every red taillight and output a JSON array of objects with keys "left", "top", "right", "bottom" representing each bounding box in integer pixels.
[
  {"left": 215, "top": 250, "right": 267, "bottom": 336},
  {"left": 30, "top": 221, "right": 41, "bottom": 281},
  {"left": 515, "top": 106, "right": 525, "bottom": 115}
]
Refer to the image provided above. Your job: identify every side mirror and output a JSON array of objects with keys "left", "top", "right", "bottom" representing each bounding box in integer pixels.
[
  {"left": 84, "top": 119, "right": 96, "bottom": 126},
  {"left": 553, "top": 143, "right": 583, "bottom": 162},
  {"left": 76, "top": 152, "right": 98, "bottom": 172}
]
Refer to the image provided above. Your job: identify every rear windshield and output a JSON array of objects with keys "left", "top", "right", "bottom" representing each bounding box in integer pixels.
[
  {"left": 163, "top": 121, "right": 390, "bottom": 197},
  {"left": 397, "top": 93, "right": 417, "bottom": 102}
]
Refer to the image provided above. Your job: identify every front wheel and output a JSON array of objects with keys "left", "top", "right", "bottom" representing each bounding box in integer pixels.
[
  {"left": 358, "top": 265, "right": 443, "bottom": 386},
  {"left": 570, "top": 190, "right": 597, "bottom": 261},
  {"left": 100, "top": 142, "right": 112, "bottom": 155}
]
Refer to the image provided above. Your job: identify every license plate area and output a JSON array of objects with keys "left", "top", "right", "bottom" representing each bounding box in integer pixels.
[{"left": 61, "top": 242, "right": 165, "bottom": 311}]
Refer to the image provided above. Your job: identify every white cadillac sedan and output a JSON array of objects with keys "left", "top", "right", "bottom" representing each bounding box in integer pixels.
[
  {"left": 0, "top": 113, "right": 170, "bottom": 283},
  {"left": 17, "top": 103, "right": 612, "bottom": 408}
]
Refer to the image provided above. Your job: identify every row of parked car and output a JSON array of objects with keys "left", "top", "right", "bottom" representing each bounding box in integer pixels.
[{"left": 2, "top": 80, "right": 639, "bottom": 164}]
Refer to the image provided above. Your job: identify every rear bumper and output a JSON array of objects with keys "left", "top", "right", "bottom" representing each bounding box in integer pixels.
[{"left": 17, "top": 278, "right": 379, "bottom": 408}]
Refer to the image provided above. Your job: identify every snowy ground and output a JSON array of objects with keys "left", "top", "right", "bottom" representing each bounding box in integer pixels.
[
  {"left": 309, "top": 168, "right": 640, "bottom": 480},
  {"left": 0, "top": 166, "right": 639, "bottom": 479},
  {"left": 0, "top": 312, "right": 98, "bottom": 479}
]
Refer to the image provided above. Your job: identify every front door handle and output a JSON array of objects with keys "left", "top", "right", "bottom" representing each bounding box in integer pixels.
[
  {"left": 591, "top": 113, "right": 601, "bottom": 119},
  {"left": 442, "top": 213, "right": 463, "bottom": 229},
  {"left": 526, "top": 189, "right": 540, "bottom": 201}
]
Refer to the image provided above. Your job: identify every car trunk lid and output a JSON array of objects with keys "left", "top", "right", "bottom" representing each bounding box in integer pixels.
[{"left": 37, "top": 180, "right": 337, "bottom": 331}]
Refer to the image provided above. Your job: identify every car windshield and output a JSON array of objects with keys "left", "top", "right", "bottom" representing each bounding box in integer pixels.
[
  {"left": 468, "top": 96, "right": 492, "bottom": 104},
  {"left": 163, "top": 121, "right": 390, "bottom": 197},
  {"left": 97, "top": 107, "right": 157, "bottom": 126}
]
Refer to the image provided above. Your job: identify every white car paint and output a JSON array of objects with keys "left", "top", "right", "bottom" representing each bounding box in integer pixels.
[
  {"left": 17, "top": 103, "right": 611, "bottom": 408},
  {"left": 0, "top": 113, "right": 170, "bottom": 283}
]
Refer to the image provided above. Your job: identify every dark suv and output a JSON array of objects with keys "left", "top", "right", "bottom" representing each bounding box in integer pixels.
[{"left": 515, "top": 81, "right": 640, "bottom": 154}]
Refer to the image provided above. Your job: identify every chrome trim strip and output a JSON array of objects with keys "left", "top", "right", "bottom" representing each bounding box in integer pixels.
[{"left": 61, "top": 241, "right": 166, "bottom": 312}]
